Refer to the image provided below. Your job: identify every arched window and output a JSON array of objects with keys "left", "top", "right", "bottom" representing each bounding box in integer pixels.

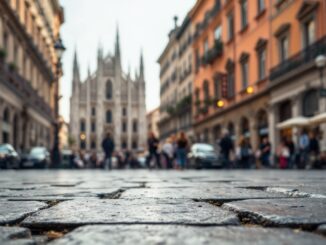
[
  {"left": 80, "top": 119, "right": 86, "bottom": 132},
  {"left": 227, "top": 122, "right": 235, "bottom": 141},
  {"left": 106, "top": 80, "right": 113, "bottom": 99},
  {"left": 3, "top": 107, "right": 10, "bottom": 123},
  {"left": 240, "top": 117, "right": 250, "bottom": 138},
  {"left": 133, "top": 120, "right": 138, "bottom": 133},
  {"left": 302, "top": 89, "right": 318, "bottom": 117},
  {"left": 106, "top": 110, "right": 112, "bottom": 123}
]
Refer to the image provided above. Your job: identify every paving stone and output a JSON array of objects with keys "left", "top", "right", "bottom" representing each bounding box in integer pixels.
[
  {"left": 317, "top": 224, "right": 326, "bottom": 235},
  {"left": 0, "top": 188, "right": 120, "bottom": 199},
  {"left": 120, "top": 187, "right": 288, "bottom": 201},
  {"left": 49, "top": 225, "right": 326, "bottom": 245},
  {"left": 0, "top": 201, "right": 48, "bottom": 225},
  {"left": 223, "top": 198, "right": 326, "bottom": 228},
  {"left": 0, "top": 226, "right": 35, "bottom": 245},
  {"left": 266, "top": 186, "right": 326, "bottom": 198},
  {"left": 22, "top": 199, "right": 239, "bottom": 228}
]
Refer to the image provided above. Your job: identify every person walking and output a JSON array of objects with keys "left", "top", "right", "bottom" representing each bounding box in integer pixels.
[
  {"left": 219, "top": 129, "right": 234, "bottom": 169},
  {"left": 309, "top": 131, "right": 320, "bottom": 169},
  {"left": 101, "top": 132, "right": 115, "bottom": 170},
  {"left": 176, "top": 132, "right": 188, "bottom": 169},
  {"left": 277, "top": 139, "right": 290, "bottom": 169},
  {"left": 146, "top": 132, "right": 161, "bottom": 169},
  {"left": 259, "top": 137, "right": 271, "bottom": 168},
  {"left": 236, "top": 137, "right": 253, "bottom": 169},
  {"left": 162, "top": 138, "right": 174, "bottom": 169},
  {"left": 286, "top": 136, "right": 295, "bottom": 169},
  {"left": 298, "top": 130, "right": 309, "bottom": 169}
]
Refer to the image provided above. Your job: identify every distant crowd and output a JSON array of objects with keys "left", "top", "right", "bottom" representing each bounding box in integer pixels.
[{"left": 69, "top": 129, "right": 325, "bottom": 170}]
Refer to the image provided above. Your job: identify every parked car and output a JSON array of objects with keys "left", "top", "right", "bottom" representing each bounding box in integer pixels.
[
  {"left": 0, "top": 144, "right": 20, "bottom": 169},
  {"left": 188, "top": 143, "right": 221, "bottom": 169},
  {"left": 21, "top": 147, "right": 50, "bottom": 169}
]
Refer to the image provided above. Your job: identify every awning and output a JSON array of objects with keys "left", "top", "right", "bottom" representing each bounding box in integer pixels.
[
  {"left": 277, "top": 117, "right": 310, "bottom": 129},
  {"left": 309, "top": 113, "right": 326, "bottom": 125}
]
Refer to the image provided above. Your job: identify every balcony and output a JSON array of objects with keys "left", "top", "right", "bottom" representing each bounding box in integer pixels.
[
  {"left": 201, "top": 41, "right": 223, "bottom": 66},
  {"left": 270, "top": 36, "right": 326, "bottom": 81},
  {"left": 0, "top": 62, "right": 54, "bottom": 121}
]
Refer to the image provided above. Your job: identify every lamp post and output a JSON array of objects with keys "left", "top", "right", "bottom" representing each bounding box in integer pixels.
[
  {"left": 52, "top": 37, "right": 66, "bottom": 168},
  {"left": 315, "top": 55, "right": 326, "bottom": 90}
]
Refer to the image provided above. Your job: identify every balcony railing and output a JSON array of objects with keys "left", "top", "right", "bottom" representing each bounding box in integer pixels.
[
  {"left": 201, "top": 41, "right": 223, "bottom": 66},
  {"left": 270, "top": 36, "right": 326, "bottom": 81},
  {"left": 0, "top": 62, "right": 54, "bottom": 121}
]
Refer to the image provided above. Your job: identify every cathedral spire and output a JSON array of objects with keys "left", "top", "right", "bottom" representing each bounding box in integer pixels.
[
  {"left": 139, "top": 50, "right": 144, "bottom": 81},
  {"left": 87, "top": 63, "right": 91, "bottom": 78},
  {"left": 97, "top": 41, "right": 103, "bottom": 61},
  {"left": 115, "top": 25, "right": 121, "bottom": 64},
  {"left": 73, "top": 48, "right": 80, "bottom": 82}
]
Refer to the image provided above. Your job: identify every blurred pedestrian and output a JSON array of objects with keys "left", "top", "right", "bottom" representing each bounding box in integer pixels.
[
  {"left": 277, "top": 139, "right": 290, "bottom": 169},
  {"left": 259, "top": 137, "right": 271, "bottom": 168},
  {"left": 146, "top": 132, "right": 161, "bottom": 168},
  {"left": 236, "top": 136, "right": 252, "bottom": 169},
  {"left": 309, "top": 131, "right": 320, "bottom": 169},
  {"left": 88, "top": 151, "right": 98, "bottom": 169},
  {"left": 298, "top": 130, "right": 309, "bottom": 169},
  {"left": 219, "top": 129, "right": 234, "bottom": 169},
  {"left": 162, "top": 138, "right": 174, "bottom": 169},
  {"left": 286, "top": 136, "right": 295, "bottom": 169},
  {"left": 176, "top": 132, "right": 188, "bottom": 169},
  {"left": 101, "top": 132, "right": 115, "bottom": 170}
]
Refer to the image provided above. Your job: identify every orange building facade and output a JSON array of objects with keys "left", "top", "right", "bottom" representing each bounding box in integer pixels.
[{"left": 190, "top": 0, "right": 326, "bottom": 153}]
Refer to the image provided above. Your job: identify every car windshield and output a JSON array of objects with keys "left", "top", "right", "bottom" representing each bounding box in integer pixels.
[
  {"left": 0, "top": 145, "right": 9, "bottom": 154},
  {"left": 196, "top": 144, "right": 215, "bottom": 153},
  {"left": 30, "top": 148, "right": 45, "bottom": 156}
]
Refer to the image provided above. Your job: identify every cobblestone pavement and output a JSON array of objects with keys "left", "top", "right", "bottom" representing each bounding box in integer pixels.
[{"left": 0, "top": 170, "right": 325, "bottom": 244}]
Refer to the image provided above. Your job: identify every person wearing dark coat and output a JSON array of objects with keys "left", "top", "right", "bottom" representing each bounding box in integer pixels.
[
  {"left": 219, "top": 129, "right": 234, "bottom": 169},
  {"left": 146, "top": 132, "right": 161, "bottom": 168},
  {"left": 101, "top": 132, "right": 115, "bottom": 170}
]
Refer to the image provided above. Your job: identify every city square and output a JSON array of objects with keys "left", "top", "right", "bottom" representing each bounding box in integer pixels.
[{"left": 0, "top": 0, "right": 326, "bottom": 244}]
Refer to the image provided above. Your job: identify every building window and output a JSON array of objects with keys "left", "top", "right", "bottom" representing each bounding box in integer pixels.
[
  {"left": 279, "top": 35, "right": 289, "bottom": 63},
  {"left": 241, "top": 60, "right": 249, "bottom": 89},
  {"left": 106, "top": 80, "right": 113, "bottom": 99},
  {"left": 302, "top": 89, "right": 319, "bottom": 117},
  {"left": 92, "top": 107, "right": 96, "bottom": 116},
  {"left": 121, "top": 142, "right": 127, "bottom": 149},
  {"left": 80, "top": 120, "right": 86, "bottom": 132},
  {"left": 203, "top": 80, "right": 210, "bottom": 102},
  {"left": 214, "top": 25, "right": 222, "bottom": 41},
  {"left": 132, "top": 141, "right": 138, "bottom": 149},
  {"left": 106, "top": 110, "right": 112, "bottom": 123},
  {"left": 302, "top": 18, "right": 315, "bottom": 48},
  {"left": 241, "top": 117, "right": 250, "bottom": 137},
  {"left": 258, "top": 49, "right": 266, "bottom": 80},
  {"left": 204, "top": 38, "right": 209, "bottom": 55},
  {"left": 257, "top": 0, "right": 265, "bottom": 14},
  {"left": 80, "top": 140, "right": 86, "bottom": 150},
  {"left": 91, "top": 141, "right": 96, "bottom": 149},
  {"left": 227, "top": 12, "right": 234, "bottom": 40},
  {"left": 91, "top": 122, "right": 96, "bottom": 132},
  {"left": 122, "top": 107, "right": 127, "bottom": 116},
  {"left": 214, "top": 75, "right": 221, "bottom": 99},
  {"left": 133, "top": 120, "right": 138, "bottom": 133},
  {"left": 195, "top": 49, "right": 200, "bottom": 73},
  {"left": 122, "top": 122, "right": 127, "bottom": 132},
  {"left": 226, "top": 62, "right": 235, "bottom": 98},
  {"left": 240, "top": 0, "right": 248, "bottom": 29}
]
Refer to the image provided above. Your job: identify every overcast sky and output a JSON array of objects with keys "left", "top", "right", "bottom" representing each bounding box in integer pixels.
[{"left": 59, "top": 0, "right": 196, "bottom": 122}]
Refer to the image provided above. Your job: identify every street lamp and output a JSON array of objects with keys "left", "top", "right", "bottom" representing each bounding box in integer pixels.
[
  {"left": 52, "top": 37, "right": 66, "bottom": 168},
  {"left": 315, "top": 55, "right": 326, "bottom": 85}
]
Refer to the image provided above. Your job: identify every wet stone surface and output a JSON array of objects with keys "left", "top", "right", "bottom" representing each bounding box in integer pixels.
[
  {"left": 22, "top": 198, "right": 239, "bottom": 228},
  {"left": 223, "top": 198, "right": 326, "bottom": 228},
  {"left": 0, "top": 170, "right": 325, "bottom": 244},
  {"left": 0, "top": 226, "right": 34, "bottom": 244},
  {"left": 49, "top": 225, "right": 326, "bottom": 245},
  {"left": 0, "top": 201, "right": 48, "bottom": 225}
]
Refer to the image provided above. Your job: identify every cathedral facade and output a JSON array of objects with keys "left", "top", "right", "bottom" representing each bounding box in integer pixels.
[{"left": 70, "top": 31, "right": 147, "bottom": 153}]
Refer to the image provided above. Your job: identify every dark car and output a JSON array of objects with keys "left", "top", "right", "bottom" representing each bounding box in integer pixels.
[
  {"left": 21, "top": 147, "right": 50, "bottom": 169},
  {"left": 188, "top": 143, "right": 221, "bottom": 169},
  {"left": 0, "top": 144, "right": 20, "bottom": 169}
]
